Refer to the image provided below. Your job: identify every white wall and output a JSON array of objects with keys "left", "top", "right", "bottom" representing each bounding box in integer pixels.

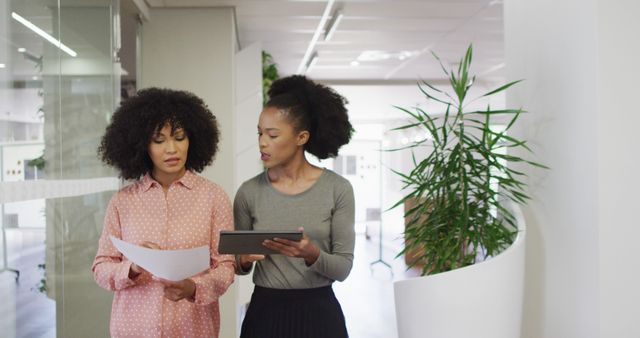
[
  {"left": 505, "top": 0, "right": 640, "bottom": 337},
  {"left": 596, "top": 1, "right": 640, "bottom": 336},
  {"left": 233, "top": 42, "right": 263, "bottom": 333},
  {"left": 332, "top": 83, "right": 505, "bottom": 123},
  {"left": 139, "top": 8, "right": 239, "bottom": 337},
  {"left": 330, "top": 83, "right": 508, "bottom": 245},
  {"left": 234, "top": 43, "right": 263, "bottom": 189}
]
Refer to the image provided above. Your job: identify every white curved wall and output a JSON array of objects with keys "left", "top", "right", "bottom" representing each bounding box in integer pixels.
[{"left": 505, "top": 1, "right": 640, "bottom": 337}]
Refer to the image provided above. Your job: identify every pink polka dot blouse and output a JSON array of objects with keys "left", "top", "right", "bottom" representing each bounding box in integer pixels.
[{"left": 92, "top": 171, "right": 235, "bottom": 338}]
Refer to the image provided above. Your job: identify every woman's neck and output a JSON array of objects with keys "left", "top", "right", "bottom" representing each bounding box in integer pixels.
[
  {"left": 151, "top": 168, "right": 186, "bottom": 191},
  {"left": 268, "top": 150, "right": 318, "bottom": 182},
  {"left": 268, "top": 157, "right": 324, "bottom": 195}
]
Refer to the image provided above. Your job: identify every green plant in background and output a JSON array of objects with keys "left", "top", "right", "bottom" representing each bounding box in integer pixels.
[
  {"left": 28, "top": 153, "right": 45, "bottom": 170},
  {"left": 34, "top": 263, "right": 47, "bottom": 293},
  {"left": 391, "top": 45, "right": 547, "bottom": 275},
  {"left": 262, "top": 51, "right": 280, "bottom": 105}
]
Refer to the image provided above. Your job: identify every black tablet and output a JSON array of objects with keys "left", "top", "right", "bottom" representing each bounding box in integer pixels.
[{"left": 218, "top": 230, "right": 303, "bottom": 254}]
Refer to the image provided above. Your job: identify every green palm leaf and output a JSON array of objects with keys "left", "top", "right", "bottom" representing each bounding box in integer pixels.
[{"left": 388, "top": 44, "right": 546, "bottom": 275}]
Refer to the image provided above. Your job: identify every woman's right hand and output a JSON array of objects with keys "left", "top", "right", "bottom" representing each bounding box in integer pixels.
[
  {"left": 239, "top": 254, "right": 266, "bottom": 270},
  {"left": 129, "top": 241, "right": 160, "bottom": 278}
]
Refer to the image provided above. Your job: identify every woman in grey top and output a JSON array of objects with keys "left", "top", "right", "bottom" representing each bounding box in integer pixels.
[{"left": 234, "top": 75, "right": 355, "bottom": 338}]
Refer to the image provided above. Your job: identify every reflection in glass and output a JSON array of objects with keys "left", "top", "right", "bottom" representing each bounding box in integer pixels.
[
  {"left": 1, "top": 2, "right": 53, "bottom": 337},
  {"left": 1, "top": 1, "right": 120, "bottom": 337}
]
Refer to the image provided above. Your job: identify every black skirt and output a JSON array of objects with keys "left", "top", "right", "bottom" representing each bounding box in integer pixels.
[{"left": 240, "top": 285, "right": 348, "bottom": 338}]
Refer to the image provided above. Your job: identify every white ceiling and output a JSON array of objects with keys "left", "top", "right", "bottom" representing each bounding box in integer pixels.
[{"left": 144, "top": 0, "right": 505, "bottom": 84}]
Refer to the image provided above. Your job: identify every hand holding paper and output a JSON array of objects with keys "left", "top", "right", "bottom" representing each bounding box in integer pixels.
[
  {"left": 110, "top": 236, "right": 209, "bottom": 281},
  {"left": 154, "top": 278, "right": 197, "bottom": 302},
  {"left": 129, "top": 241, "right": 160, "bottom": 278}
]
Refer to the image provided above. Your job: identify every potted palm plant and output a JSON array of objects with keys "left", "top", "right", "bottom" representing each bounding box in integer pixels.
[{"left": 391, "top": 45, "right": 545, "bottom": 338}]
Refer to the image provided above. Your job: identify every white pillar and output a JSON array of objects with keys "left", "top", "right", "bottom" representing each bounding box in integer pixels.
[
  {"left": 504, "top": 0, "right": 640, "bottom": 337},
  {"left": 139, "top": 7, "right": 236, "bottom": 194},
  {"left": 140, "top": 8, "right": 239, "bottom": 337},
  {"left": 233, "top": 42, "right": 263, "bottom": 333}
]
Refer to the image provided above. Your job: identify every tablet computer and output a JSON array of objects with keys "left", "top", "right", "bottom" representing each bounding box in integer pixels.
[{"left": 218, "top": 230, "right": 303, "bottom": 254}]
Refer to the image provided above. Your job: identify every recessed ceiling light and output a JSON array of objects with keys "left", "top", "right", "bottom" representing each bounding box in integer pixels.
[
  {"left": 398, "top": 51, "right": 414, "bottom": 60},
  {"left": 305, "top": 52, "right": 319, "bottom": 74},
  {"left": 0, "top": 63, "right": 5, "bottom": 68},
  {"left": 297, "top": 0, "right": 335, "bottom": 74},
  {"left": 350, "top": 60, "right": 359, "bottom": 67},
  {"left": 11, "top": 12, "right": 78, "bottom": 57},
  {"left": 357, "top": 50, "right": 418, "bottom": 62},
  {"left": 17, "top": 47, "right": 26, "bottom": 53},
  {"left": 324, "top": 10, "right": 343, "bottom": 41},
  {"left": 32, "top": 76, "right": 38, "bottom": 80}
]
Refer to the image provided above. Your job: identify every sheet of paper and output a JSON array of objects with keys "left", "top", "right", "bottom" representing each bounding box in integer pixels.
[{"left": 110, "top": 236, "right": 209, "bottom": 281}]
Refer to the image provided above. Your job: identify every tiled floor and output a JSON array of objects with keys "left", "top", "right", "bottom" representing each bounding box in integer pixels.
[
  {"left": 0, "top": 229, "right": 55, "bottom": 338},
  {"left": 334, "top": 232, "right": 420, "bottom": 338}
]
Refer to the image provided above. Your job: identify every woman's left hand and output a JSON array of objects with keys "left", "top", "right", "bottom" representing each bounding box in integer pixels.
[
  {"left": 263, "top": 227, "right": 320, "bottom": 266},
  {"left": 154, "top": 277, "right": 196, "bottom": 302}
]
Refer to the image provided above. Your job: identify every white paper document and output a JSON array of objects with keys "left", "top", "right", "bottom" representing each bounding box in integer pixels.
[{"left": 110, "top": 236, "right": 210, "bottom": 281}]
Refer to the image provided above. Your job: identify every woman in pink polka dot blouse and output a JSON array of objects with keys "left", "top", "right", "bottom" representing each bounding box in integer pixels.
[{"left": 92, "top": 88, "right": 234, "bottom": 338}]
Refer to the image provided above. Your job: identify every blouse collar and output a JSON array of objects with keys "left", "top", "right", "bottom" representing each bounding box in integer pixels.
[{"left": 140, "top": 170, "right": 196, "bottom": 192}]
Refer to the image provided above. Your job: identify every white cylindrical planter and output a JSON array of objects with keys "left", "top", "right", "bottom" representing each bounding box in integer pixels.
[{"left": 394, "top": 205, "right": 526, "bottom": 338}]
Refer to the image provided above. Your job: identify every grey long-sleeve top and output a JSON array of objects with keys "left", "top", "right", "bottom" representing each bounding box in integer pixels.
[{"left": 233, "top": 169, "right": 355, "bottom": 289}]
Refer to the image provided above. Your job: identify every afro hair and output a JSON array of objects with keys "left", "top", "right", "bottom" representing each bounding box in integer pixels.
[
  {"left": 98, "top": 87, "right": 219, "bottom": 180},
  {"left": 266, "top": 75, "right": 352, "bottom": 159}
]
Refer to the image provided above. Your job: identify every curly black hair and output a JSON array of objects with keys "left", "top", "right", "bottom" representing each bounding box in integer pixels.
[
  {"left": 266, "top": 75, "right": 352, "bottom": 159},
  {"left": 98, "top": 87, "right": 219, "bottom": 180}
]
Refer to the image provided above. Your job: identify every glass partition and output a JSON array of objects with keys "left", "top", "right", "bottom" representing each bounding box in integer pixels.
[{"left": 1, "top": 0, "right": 120, "bottom": 336}]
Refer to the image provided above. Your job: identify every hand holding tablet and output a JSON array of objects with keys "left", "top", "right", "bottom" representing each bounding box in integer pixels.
[{"left": 218, "top": 230, "right": 303, "bottom": 255}]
